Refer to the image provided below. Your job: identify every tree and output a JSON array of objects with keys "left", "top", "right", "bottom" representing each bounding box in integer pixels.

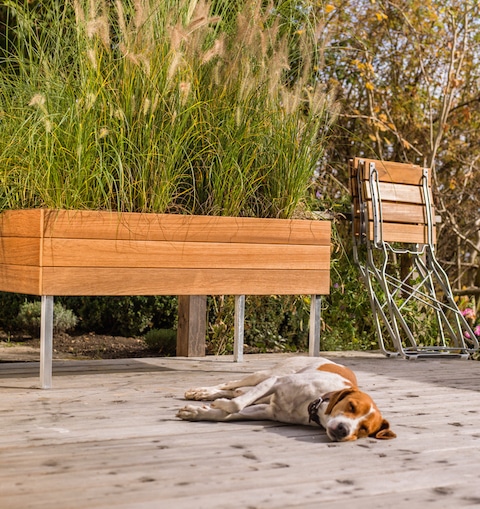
[{"left": 314, "top": 0, "right": 480, "bottom": 292}]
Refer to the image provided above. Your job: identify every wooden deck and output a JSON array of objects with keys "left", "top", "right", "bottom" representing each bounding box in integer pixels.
[{"left": 1, "top": 352, "right": 480, "bottom": 508}]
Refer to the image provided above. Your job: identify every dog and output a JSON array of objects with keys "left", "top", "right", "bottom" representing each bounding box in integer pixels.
[{"left": 176, "top": 356, "right": 396, "bottom": 442}]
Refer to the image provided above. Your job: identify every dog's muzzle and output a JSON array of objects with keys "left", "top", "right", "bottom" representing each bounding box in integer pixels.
[{"left": 328, "top": 422, "right": 350, "bottom": 441}]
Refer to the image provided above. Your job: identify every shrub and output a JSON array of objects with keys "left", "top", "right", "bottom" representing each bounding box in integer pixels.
[
  {"left": 59, "top": 296, "right": 178, "bottom": 336},
  {"left": 143, "top": 329, "right": 177, "bottom": 356},
  {"left": 207, "top": 295, "right": 310, "bottom": 355},
  {"left": 0, "top": 293, "right": 27, "bottom": 333},
  {"left": 17, "top": 301, "right": 78, "bottom": 336}
]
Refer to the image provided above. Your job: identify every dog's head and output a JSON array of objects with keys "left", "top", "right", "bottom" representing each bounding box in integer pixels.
[{"left": 322, "top": 388, "right": 396, "bottom": 442}]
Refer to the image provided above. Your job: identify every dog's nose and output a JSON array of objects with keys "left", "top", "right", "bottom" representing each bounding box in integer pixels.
[{"left": 332, "top": 423, "right": 349, "bottom": 441}]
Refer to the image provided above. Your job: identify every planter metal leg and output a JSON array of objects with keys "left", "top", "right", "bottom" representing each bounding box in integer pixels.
[
  {"left": 309, "top": 294, "right": 321, "bottom": 356},
  {"left": 234, "top": 295, "right": 245, "bottom": 362},
  {"left": 40, "top": 296, "right": 54, "bottom": 389}
]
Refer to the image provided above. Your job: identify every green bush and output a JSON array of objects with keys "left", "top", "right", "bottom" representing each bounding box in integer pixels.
[
  {"left": 0, "top": 294, "right": 178, "bottom": 338},
  {"left": 58, "top": 296, "right": 178, "bottom": 336},
  {"left": 143, "top": 329, "right": 177, "bottom": 356},
  {"left": 0, "top": 293, "right": 27, "bottom": 333},
  {"left": 320, "top": 221, "right": 378, "bottom": 352},
  {"left": 17, "top": 301, "right": 78, "bottom": 336},
  {"left": 207, "top": 295, "right": 310, "bottom": 355}
]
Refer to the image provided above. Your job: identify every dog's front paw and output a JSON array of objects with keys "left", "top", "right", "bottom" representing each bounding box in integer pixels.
[{"left": 176, "top": 404, "right": 204, "bottom": 421}]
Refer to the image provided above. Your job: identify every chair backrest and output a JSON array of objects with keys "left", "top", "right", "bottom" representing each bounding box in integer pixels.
[{"left": 349, "top": 157, "right": 436, "bottom": 245}]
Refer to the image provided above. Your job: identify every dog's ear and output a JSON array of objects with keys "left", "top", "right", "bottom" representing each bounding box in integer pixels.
[
  {"left": 323, "top": 388, "right": 356, "bottom": 415},
  {"left": 372, "top": 419, "right": 396, "bottom": 440}
]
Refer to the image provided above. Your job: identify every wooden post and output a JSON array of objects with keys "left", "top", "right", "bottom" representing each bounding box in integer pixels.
[{"left": 177, "top": 296, "right": 207, "bottom": 357}]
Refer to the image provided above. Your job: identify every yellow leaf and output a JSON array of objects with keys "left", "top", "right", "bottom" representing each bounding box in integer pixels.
[
  {"left": 375, "top": 12, "right": 388, "bottom": 21},
  {"left": 325, "top": 4, "right": 335, "bottom": 13},
  {"left": 377, "top": 122, "right": 388, "bottom": 132},
  {"left": 368, "top": 134, "right": 377, "bottom": 142},
  {"left": 365, "top": 82, "right": 375, "bottom": 91}
]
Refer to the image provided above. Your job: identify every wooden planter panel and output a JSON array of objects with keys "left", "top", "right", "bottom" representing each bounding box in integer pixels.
[
  {"left": 0, "top": 209, "right": 331, "bottom": 297},
  {"left": 0, "top": 265, "right": 40, "bottom": 295},
  {"left": 40, "top": 268, "right": 331, "bottom": 296},
  {"left": 42, "top": 239, "right": 330, "bottom": 270},
  {"left": 35, "top": 210, "right": 331, "bottom": 244}
]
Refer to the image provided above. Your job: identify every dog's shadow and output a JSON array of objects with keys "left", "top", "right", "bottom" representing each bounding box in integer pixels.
[{"left": 226, "top": 420, "right": 335, "bottom": 444}]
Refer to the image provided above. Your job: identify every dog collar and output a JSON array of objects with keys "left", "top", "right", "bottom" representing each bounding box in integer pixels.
[{"left": 308, "top": 397, "right": 324, "bottom": 426}]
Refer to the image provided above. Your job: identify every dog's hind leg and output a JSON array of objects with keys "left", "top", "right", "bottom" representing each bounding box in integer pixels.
[
  {"left": 210, "top": 376, "right": 279, "bottom": 414},
  {"left": 184, "top": 369, "right": 277, "bottom": 401},
  {"left": 178, "top": 376, "right": 279, "bottom": 422}
]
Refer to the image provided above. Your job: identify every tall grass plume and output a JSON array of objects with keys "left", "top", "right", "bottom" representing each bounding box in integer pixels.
[{"left": 0, "top": 0, "right": 337, "bottom": 218}]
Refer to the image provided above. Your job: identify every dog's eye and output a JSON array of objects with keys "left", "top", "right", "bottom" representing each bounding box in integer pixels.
[
  {"left": 349, "top": 402, "right": 356, "bottom": 413},
  {"left": 359, "top": 424, "right": 368, "bottom": 436}
]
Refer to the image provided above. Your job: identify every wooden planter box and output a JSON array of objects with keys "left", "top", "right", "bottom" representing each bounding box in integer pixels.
[{"left": 0, "top": 209, "right": 331, "bottom": 387}]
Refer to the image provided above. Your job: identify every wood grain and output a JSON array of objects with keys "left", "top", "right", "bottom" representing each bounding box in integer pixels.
[
  {"left": 365, "top": 202, "right": 430, "bottom": 224},
  {"left": 364, "top": 182, "right": 432, "bottom": 205},
  {"left": 40, "top": 267, "right": 331, "bottom": 295},
  {"left": 41, "top": 239, "right": 330, "bottom": 270},
  {"left": 177, "top": 296, "right": 207, "bottom": 356},
  {"left": 350, "top": 157, "right": 437, "bottom": 244},
  {"left": 0, "top": 264, "right": 40, "bottom": 294},
  {"left": 367, "top": 222, "right": 435, "bottom": 244},
  {"left": 0, "top": 210, "right": 331, "bottom": 297},
  {"left": 40, "top": 210, "right": 331, "bottom": 245},
  {"left": 0, "top": 208, "right": 42, "bottom": 237},
  {"left": 353, "top": 157, "right": 430, "bottom": 185}
]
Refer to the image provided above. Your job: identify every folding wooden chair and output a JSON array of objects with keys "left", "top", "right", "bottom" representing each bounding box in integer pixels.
[{"left": 350, "top": 157, "right": 479, "bottom": 358}]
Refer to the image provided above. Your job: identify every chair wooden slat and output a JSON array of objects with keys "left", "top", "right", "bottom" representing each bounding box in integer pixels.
[
  {"left": 364, "top": 182, "right": 424, "bottom": 204},
  {"left": 349, "top": 156, "right": 477, "bottom": 358},
  {"left": 355, "top": 157, "right": 430, "bottom": 186},
  {"left": 366, "top": 202, "right": 430, "bottom": 224},
  {"left": 367, "top": 222, "right": 433, "bottom": 244},
  {"left": 349, "top": 157, "right": 436, "bottom": 244}
]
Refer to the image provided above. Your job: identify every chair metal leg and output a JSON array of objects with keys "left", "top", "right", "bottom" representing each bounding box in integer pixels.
[
  {"left": 358, "top": 241, "right": 476, "bottom": 358},
  {"left": 40, "top": 296, "right": 54, "bottom": 389},
  {"left": 350, "top": 157, "right": 479, "bottom": 359}
]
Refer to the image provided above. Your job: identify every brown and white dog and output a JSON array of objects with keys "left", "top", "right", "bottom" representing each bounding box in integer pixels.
[{"left": 176, "top": 356, "right": 396, "bottom": 442}]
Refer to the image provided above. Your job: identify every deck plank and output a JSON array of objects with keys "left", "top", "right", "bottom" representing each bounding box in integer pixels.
[{"left": 0, "top": 353, "right": 480, "bottom": 508}]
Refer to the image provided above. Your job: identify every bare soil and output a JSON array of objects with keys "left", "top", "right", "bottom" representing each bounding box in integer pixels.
[{"left": 0, "top": 331, "right": 159, "bottom": 362}]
